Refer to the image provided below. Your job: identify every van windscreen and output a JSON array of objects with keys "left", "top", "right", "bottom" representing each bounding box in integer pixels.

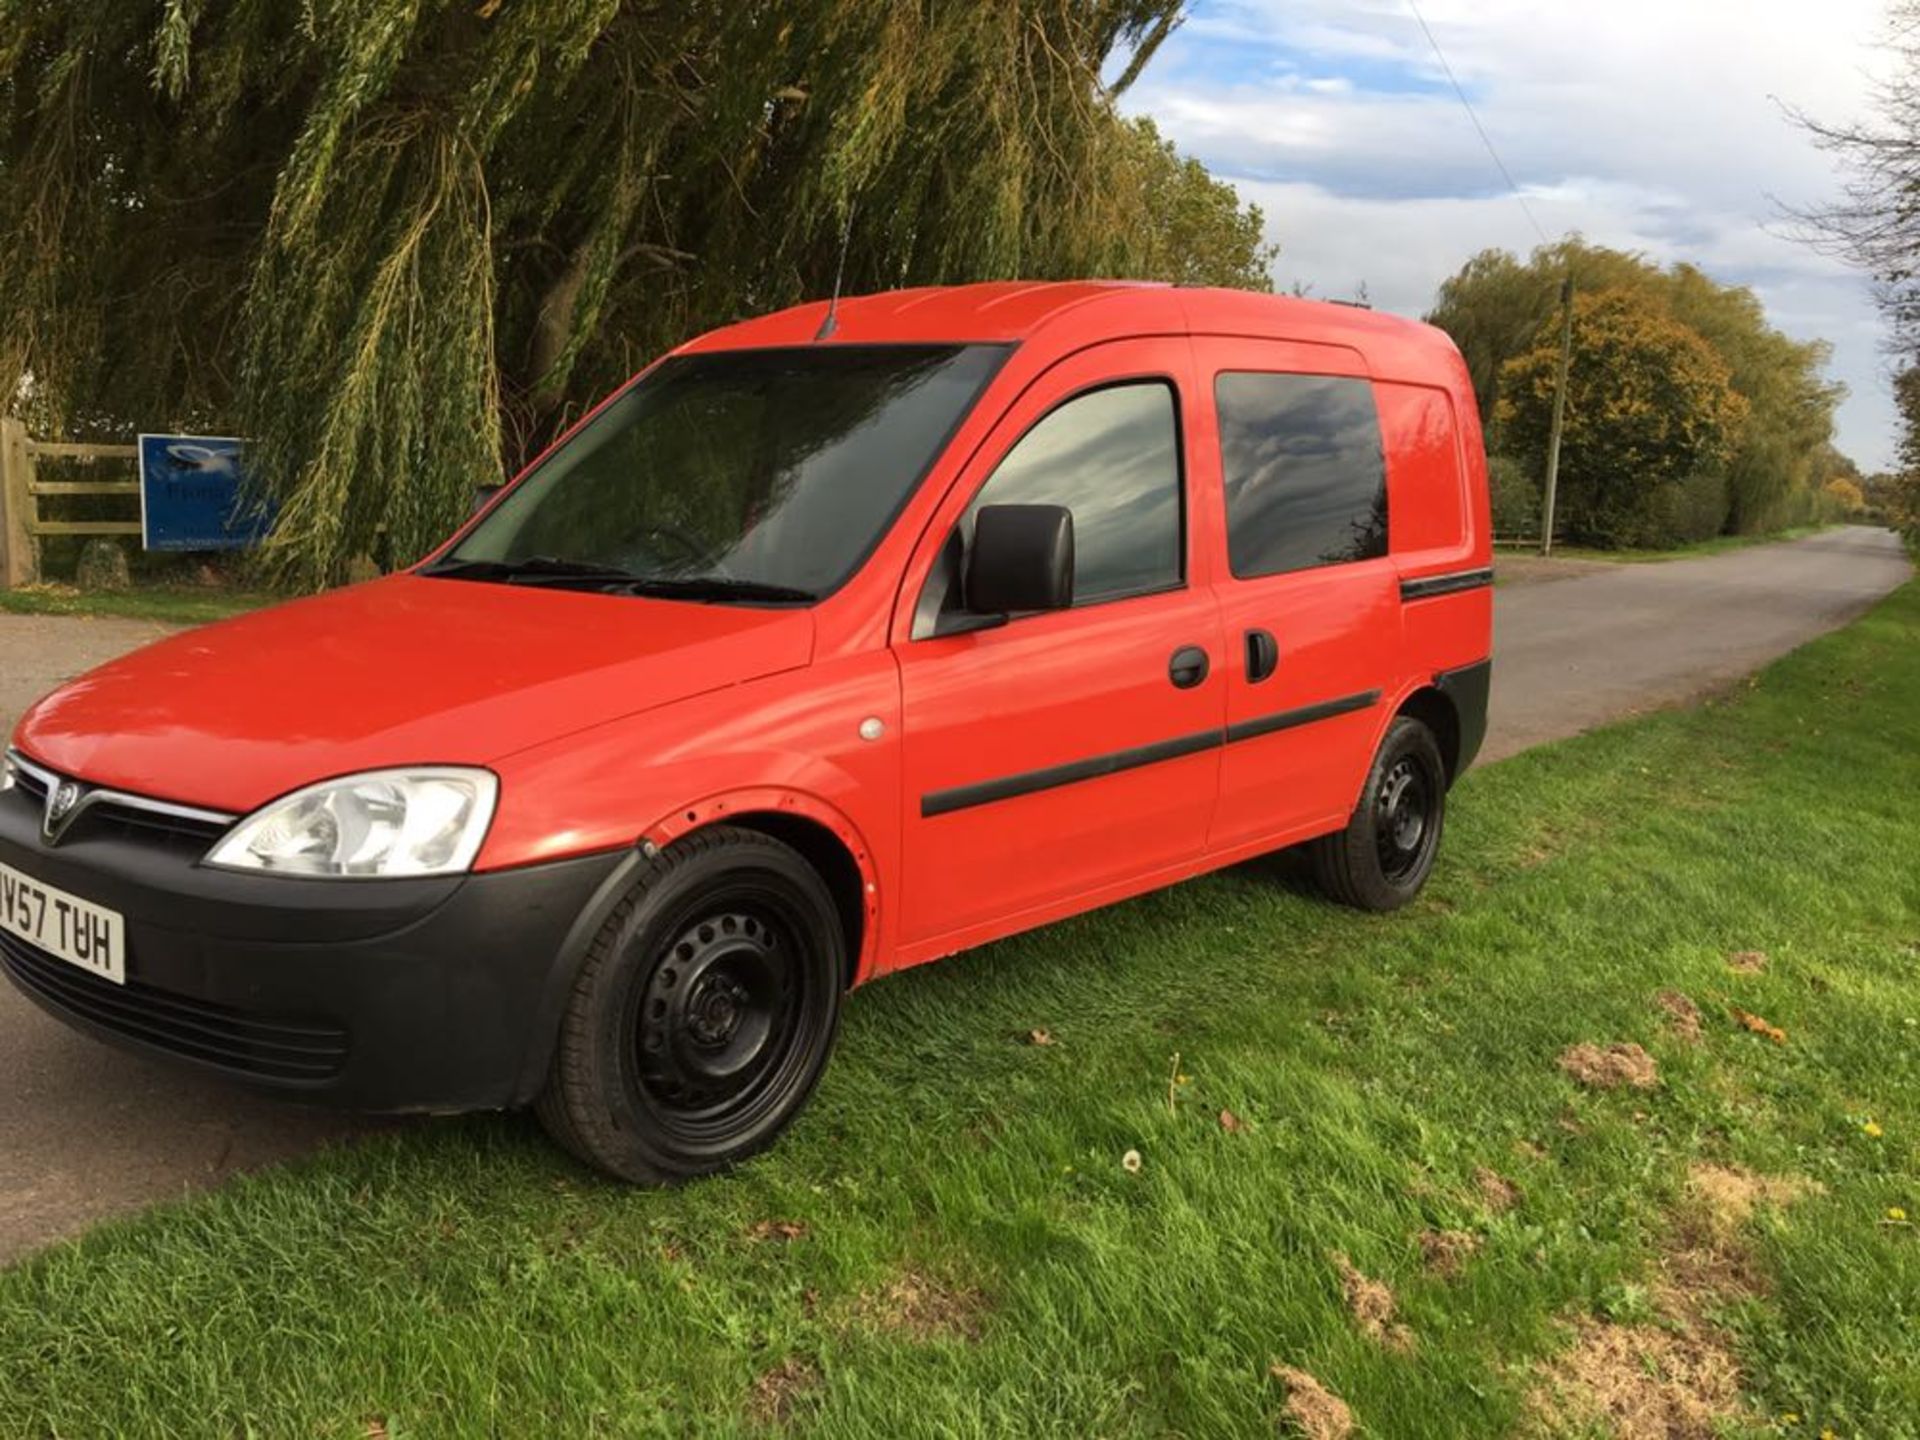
[{"left": 436, "top": 344, "right": 1007, "bottom": 601}]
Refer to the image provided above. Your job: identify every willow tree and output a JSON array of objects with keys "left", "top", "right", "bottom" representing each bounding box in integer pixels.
[{"left": 0, "top": 0, "right": 1273, "bottom": 587}]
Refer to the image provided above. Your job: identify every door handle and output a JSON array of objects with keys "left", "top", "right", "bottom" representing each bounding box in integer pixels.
[
  {"left": 1168, "top": 645, "right": 1210, "bottom": 689},
  {"left": 1245, "top": 628, "right": 1279, "bottom": 684}
]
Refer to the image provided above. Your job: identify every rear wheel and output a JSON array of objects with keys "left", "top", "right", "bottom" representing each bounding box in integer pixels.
[
  {"left": 535, "top": 826, "right": 844, "bottom": 1183},
  {"left": 1310, "top": 716, "right": 1446, "bottom": 912}
]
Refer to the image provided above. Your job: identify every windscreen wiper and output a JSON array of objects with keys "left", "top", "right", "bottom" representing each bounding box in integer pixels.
[
  {"left": 419, "top": 555, "right": 645, "bottom": 586},
  {"left": 420, "top": 556, "right": 813, "bottom": 603},
  {"left": 619, "top": 576, "right": 817, "bottom": 604}
]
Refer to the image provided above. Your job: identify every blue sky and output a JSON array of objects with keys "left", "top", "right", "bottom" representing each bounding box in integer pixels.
[{"left": 1122, "top": 0, "right": 1898, "bottom": 469}]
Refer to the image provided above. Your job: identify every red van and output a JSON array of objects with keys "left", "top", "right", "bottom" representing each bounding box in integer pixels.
[{"left": 1, "top": 283, "right": 1491, "bottom": 1182}]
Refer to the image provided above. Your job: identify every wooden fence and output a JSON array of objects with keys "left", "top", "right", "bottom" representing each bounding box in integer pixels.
[{"left": 0, "top": 417, "right": 142, "bottom": 588}]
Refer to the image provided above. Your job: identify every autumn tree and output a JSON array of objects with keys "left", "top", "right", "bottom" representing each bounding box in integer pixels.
[
  {"left": 1428, "top": 239, "right": 1843, "bottom": 538},
  {"left": 0, "top": 1, "right": 1273, "bottom": 587},
  {"left": 1495, "top": 291, "right": 1748, "bottom": 548}
]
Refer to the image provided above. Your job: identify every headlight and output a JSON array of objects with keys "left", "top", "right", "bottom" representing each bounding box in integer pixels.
[{"left": 205, "top": 767, "right": 498, "bottom": 878}]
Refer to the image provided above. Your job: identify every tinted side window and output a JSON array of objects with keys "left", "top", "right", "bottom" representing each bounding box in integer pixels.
[
  {"left": 1216, "top": 373, "right": 1387, "bottom": 578},
  {"left": 962, "top": 382, "right": 1182, "bottom": 606}
]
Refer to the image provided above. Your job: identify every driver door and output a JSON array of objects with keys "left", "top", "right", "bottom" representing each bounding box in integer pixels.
[{"left": 891, "top": 340, "right": 1225, "bottom": 956}]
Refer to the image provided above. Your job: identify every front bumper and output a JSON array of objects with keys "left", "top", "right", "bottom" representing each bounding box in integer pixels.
[{"left": 0, "top": 783, "right": 631, "bottom": 1111}]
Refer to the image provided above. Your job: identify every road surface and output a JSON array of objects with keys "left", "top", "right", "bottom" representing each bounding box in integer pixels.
[
  {"left": 0, "top": 525, "right": 1909, "bottom": 1263},
  {"left": 1482, "top": 526, "right": 1911, "bottom": 761}
]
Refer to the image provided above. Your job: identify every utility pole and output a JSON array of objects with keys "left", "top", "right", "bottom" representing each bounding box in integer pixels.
[{"left": 1539, "top": 275, "right": 1574, "bottom": 556}]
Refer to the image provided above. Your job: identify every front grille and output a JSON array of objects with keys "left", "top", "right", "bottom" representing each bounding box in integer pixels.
[
  {"left": 6, "top": 755, "right": 231, "bottom": 850},
  {"left": 81, "top": 803, "right": 229, "bottom": 848},
  {"left": 0, "top": 930, "right": 348, "bottom": 1083}
]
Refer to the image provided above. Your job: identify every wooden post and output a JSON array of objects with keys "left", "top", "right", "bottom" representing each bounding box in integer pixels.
[
  {"left": 1539, "top": 276, "right": 1574, "bottom": 557},
  {"left": 0, "top": 416, "right": 38, "bottom": 588}
]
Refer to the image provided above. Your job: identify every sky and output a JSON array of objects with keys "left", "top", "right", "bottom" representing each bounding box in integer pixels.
[{"left": 1121, "top": 0, "right": 1900, "bottom": 469}]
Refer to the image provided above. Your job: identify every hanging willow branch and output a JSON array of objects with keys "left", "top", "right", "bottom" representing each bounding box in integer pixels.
[{"left": 0, "top": 0, "right": 1274, "bottom": 587}]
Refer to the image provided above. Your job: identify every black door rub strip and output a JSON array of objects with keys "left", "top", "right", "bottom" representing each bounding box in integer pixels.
[
  {"left": 1400, "top": 567, "right": 1493, "bottom": 601},
  {"left": 921, "top": 689, "right": 1380, "bottom": 818},
  {"left": 1224, "top": 688, "right": 1380, "bottom": 745},
  {"left": 920, "top": 728, "right": 1220, "bottom": 818}
]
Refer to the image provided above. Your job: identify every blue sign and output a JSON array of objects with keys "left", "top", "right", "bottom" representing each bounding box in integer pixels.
[{"left": 138, "top": 434, "right": 273, "bottom": 552}]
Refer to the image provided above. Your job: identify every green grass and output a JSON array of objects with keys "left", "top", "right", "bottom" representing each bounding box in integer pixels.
[
  {"left": 0, "top": 582, "right": 275, "bottom": 625},
  {"left": 1497, "top": 523, "right": 1837, "bottom": 565},
  {"left": 3, "top": 587, "right": 1918, "bottom": 1438}
]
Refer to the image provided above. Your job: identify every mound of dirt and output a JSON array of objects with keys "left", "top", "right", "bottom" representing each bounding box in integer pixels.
[
  {"left": 1559, "top": 1042, "right": 1660, "bottom": 1090},
  {"left": 1417, "top": 1228, "right": 1482, "bottom": 1277},
  {"left": 1656, "top": 990, "right": 1702, "bottom": 1043},
  {"left": 1332, "top": 1252, "right": 1414, "bottom": 1351},
  {"left": 1269, "top": 1365, "right": 1354, "bottom": 1440},
  {"left": 1476, "top": 1166, "right": 1521, "bottom": 1214}
]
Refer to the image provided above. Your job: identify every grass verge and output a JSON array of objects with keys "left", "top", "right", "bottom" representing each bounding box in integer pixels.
[
  {"left": 0, "top": 582, "right": 275, "bottom": 625},
  {"left": 1, "top": 587, "right": 1917, "bottom": 1438},
  {"left": 1496, "top": 523, "right": 1835, "bottom": 566}
]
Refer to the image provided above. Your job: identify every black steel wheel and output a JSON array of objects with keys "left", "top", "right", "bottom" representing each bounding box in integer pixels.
[
  {"left": 536, "top": 826, "right": 845, "bottom": 1182},
  {"left": 1310, "top": 716, "right": 1446, "bottom": 912},
  {"left": 1373, "top": 754, "right": 1434, "bottom": 884}
]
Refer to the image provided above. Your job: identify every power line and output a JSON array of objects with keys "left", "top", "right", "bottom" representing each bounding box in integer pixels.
[{"left": 1404, "top": 0, "right": 1551, "bottom": 247}]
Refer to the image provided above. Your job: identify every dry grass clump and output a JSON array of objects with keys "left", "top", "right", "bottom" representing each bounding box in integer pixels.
[{"left": 851, "top": 1269, "right": 986, "bottom": 1343}]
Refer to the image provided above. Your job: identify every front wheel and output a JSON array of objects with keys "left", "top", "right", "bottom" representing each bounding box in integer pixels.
[
  {"left": 1309, "top": 716, "right": 1446, "bottom": 912},
  {"left": 535, "top": 826, "right": 845, "bottom": 1183}
]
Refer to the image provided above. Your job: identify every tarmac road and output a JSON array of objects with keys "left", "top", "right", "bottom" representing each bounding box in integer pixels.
[
  {"left": 1481, "top": 526, "right": 1911, "bottom": 761},
  {"left": 0, "top": 524, "right": 1909, "bottom": 1263}
]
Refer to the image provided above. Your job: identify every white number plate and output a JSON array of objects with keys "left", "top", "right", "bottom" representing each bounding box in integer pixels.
[{"left": 0, "top": 860, "right": 125, "bottom": 985}]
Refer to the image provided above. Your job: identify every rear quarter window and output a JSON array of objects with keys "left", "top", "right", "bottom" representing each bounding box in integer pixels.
[
  {"left": 1375, "top": 382, "right": 1467, "bottom": 554},
  {"left": 1215, "top": 373, "right": 1387, "bottom": 578}
]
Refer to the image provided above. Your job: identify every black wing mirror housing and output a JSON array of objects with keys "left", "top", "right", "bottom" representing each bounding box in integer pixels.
[{"left": 962, "top": 503, "right": 1074, "bottom": 617}]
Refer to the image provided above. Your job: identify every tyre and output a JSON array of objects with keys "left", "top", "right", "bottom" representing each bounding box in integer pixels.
[
  {"left": 1309, "top": 716, "right": 1446, "bottom": 912},
  {"left": 535, "top": 825, "right": 845, "bottom": 1183}
]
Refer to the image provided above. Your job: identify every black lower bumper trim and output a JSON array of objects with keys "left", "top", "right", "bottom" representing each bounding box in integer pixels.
[
  {"left": 0, "top": 789, "right": 629, "bottom": 1111},
  {"left": 1, "top": 930, "right": 348, "bottom": 1082}
]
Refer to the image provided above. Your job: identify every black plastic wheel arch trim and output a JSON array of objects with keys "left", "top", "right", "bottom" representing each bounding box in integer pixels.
[
  {"left": 1399, "top": 567, "right": 1493, "bottom": 601},
  {"left": 1432, "top": 657, "right": 1493, "bottom": 780},
  {"left": 919, "top": 689, "right": 1380, "bottom": 818}
]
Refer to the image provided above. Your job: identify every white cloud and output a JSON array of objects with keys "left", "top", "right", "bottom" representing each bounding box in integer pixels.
[{"left": 1126, "top": 0, "right": 1901, "bottom": 468}]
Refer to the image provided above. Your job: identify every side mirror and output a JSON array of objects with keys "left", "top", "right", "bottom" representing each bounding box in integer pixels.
[{"left": 964, "top": 503, "right": 1074, "bottom": 616}]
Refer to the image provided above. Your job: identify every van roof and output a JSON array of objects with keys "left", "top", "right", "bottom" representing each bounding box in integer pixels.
[{"left": 678, "top": 280, "right": 1462, "bottom": 381}]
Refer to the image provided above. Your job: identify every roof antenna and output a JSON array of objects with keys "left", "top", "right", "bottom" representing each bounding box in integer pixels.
[{"left": 814, "top": 200, "right": 856, "bottom": 342}]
